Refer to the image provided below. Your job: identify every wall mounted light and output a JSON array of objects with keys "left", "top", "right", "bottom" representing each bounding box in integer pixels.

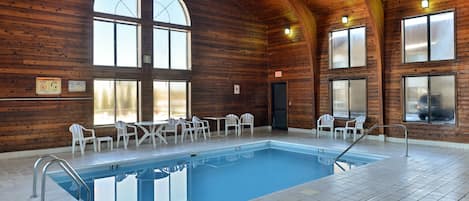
[
  {"left": 284, "top": 26, "right": 291, "bottom": 35},
  {"left": 421, "top": 0, "right": 429, "bottom": 8},
  {"left": 342, "top": 16, "right": 349, "bottom": 24}
]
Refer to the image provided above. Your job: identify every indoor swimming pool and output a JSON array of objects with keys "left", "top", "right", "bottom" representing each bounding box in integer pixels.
[{"left": 49, "top": 141, "right": 385, "bottom": 201}]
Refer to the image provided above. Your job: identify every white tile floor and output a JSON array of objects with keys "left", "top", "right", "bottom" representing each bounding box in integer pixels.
[{"left": 0, "top": 129, "right": 468, "bottom": 201}]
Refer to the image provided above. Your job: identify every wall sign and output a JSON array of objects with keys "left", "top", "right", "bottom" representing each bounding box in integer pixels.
[
  {"left": 275, "top": 71, "right": 283, "bottom": 78},
  {"left": 68, "top": 80, "right": 86, "bottom": 92},
  {"left": 234, "top": 84, "right": 240, "bottom": 95},
  {"left": 36, "top": 77, "right": 61, "bottom": 95}
]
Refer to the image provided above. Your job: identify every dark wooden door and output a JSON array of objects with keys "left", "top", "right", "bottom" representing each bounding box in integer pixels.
[{"left": 272, "top": 83, "right": 287, "bottom": 130}]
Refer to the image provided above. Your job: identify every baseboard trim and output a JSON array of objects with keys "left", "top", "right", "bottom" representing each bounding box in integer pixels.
[{"left": 0, "top": 146, "right": 72, "bottom": 160}]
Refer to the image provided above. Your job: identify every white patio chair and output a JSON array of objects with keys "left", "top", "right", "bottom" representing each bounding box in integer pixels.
[
  {"left": 240, "top": 113, "right": 254, "bottom": 136},
  {"left": 69, "top": 124, "right": 97, "bottom": 155},
  {"left": 115, "top": 121, "right": 139, "bottom": 149},
  {"left": 334, "top": 116, "right": 366, "bottom": 141},
  {"left": 179, "top": 118, "right": 195, "bottom": 143},
  {"left": 192, "top": 116, "right": 210, "bottom": 140},
  {"left": 316, "top": 114, "right": 335, "bottom": 138},
  {"left": 225, "top": 114, "right": 240, "bottom": 136},
  {"left": 162, "top": 118, "right": 179, "bottom": 144}
]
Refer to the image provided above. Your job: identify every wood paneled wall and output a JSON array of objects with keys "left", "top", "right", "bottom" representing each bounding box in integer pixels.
[
  {"left": 383, "top": 0, "right": 469, "bottom": 142},
  {"left": 0, "top": 0, "right": 269, "bottom": 152},
  {"left": 316, "top": 1, "right": 382, "bottom": 129}
]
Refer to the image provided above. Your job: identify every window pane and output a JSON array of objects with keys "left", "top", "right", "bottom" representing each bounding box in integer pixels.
[
  {"left": 170, "top": 82, "right": 187, "bottom": 119},
  {"left": 154, "top": 0, "right": 188, "bottom": 25},
  {"left": 94, "top": 20, "right": 114, "bottom": 66},
  {"left": 154, "top": 29, "right": 169, "bottom": 69},
  {"left": 94, "top": 80, "right": 115, "bottom": 125},
  {"left": 405, "top": 77, "right": 428, "bottom": 121},
  {"left": 331, "top": 30, "right": 349, "bottom": 68},
  {"left": 154, "top": 81, "right": 169, "bottom": 121},
  {"left": 170, "top": 31, "right": 188, "bottom": 70},
  {"left": 349, "top": 80, "right": 366, "bottom": 118},
  {"left": 332, "top": 80, "right": 349, "bottom": 118},
  {"left": 117, "top": 174, "right": 137, "bottom": 201},
  {"left": 117, "top": 24, "right": 138, "bottom": 67},
  {"left": 350, "top": 27, "right": 366, "bottom": 67},
  {"left": 430, "top": 12, "right": 455, "bottom": 61},
  {"left": 94, "top": 0, "right": 138, "bottom": 18},
  {"left": 404, "top": 16, "right": 428, "bottom": 63},
  {"left": 116, "top": 81, "right": 138, "bottom": 123},
  {"left": 430, "top": 76, "right": 455, "bottom": 124},
  {"left": 94, "top": 177, "right": 116, "bottom": 201}
]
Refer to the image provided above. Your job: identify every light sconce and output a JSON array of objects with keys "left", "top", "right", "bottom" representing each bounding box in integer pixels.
[
  {"left": 342, "top": 16, "right": 349, "bottom": 24},
  {"left": 284, "top": 26, "right": 291, "bottom": 35},
  {"left": 421, "top": 0, "right": 429, "bottom": 8}
]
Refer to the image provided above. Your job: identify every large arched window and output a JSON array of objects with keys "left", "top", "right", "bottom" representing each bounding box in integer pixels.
[{"left": 153, "top": 0, "right": 191, "bottom": 70}]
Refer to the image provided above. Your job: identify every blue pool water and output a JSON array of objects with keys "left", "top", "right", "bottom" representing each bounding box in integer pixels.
[{"left": 49, "top": 141, "right": 384, "bottom": 201}]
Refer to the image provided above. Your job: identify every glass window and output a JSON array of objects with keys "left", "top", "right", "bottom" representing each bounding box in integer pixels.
[
  {"left": 154, "top": 0, "right": 189, "bottom": 26},
  {"left": 170, "top": 31, "right": 188, "bottom": 70},
  {"left": 153, "top": 81, "right": 169, "bottom": 121},
  {"left": 153, "top": 81, "right": 189, "bottom": 121},
  {"left": 402, "top": 11, "right": 455, "bottom": 63},
  {"left": 330, "top": 27, "right": 366, "bottom": 69},
  {"left": 93, "top": 21, "right": 114, "bottom": 66},
  {"left": 404, "top": 75, "right": 455, "bottom": 124},
  {"left": 350, "top": 27, "right": 366, "bottom": 67},
  {"left": 430, "top": 12, "right": 455, "bottom": 61},
  {"left": 94, "top": 0, "right": 138, "bottom": 18},
  {"left": 154, "top": 29, "right": 170, "bottom": 69},
  {"left": 116, "top": 81, "right": 138, "bottom": 122},
  {"left": 332, "top": 79, "right": 367, "bottom": 119},
  {"left": 116, "top": 24, "right": 138, "bottom": 67},
  {"left": 94, "top": 80, "right": 139, "bottom": 125},
  {"left": 94, "top": 80, "right": 115, "bottom": 125}
]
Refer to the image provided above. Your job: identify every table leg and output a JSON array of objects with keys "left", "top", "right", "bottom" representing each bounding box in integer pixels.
[
  {"left": 137, "top": 126, "right": 151, "bottom": 145},
  {"left": 217, "top": 119, "right": 221, "bottom": 136},
  {"left": 153, "top": 125, "right": 168, "bottom": 145}
]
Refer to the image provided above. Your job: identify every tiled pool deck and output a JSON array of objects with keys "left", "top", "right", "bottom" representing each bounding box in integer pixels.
[{"left": 0, "top": 129, "right": 468, "bottom": 201}]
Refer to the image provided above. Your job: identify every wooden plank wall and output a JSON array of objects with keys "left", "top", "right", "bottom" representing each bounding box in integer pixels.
[
  {"left": 0, "top": 0, "right": 269, "bottom": 152},
  {"left": 316, "top": 1, "right": 382, "bottom": 129},
  {"left": 384, "top": 0, "right": 469, "bottom": 142}
]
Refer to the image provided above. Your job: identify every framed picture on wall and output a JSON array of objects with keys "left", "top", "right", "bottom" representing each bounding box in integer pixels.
[
  {"left": 36, "top": 77, "right": 61, "bottom": 95},
  {"left": 68, "top": 80, "right": 86, "bottom": 92}
]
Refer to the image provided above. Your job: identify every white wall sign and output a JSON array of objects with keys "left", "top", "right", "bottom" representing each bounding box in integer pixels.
[
  {"left": 68, "top": 80, "right": 86, "bottom": 92},
  {"left": 234, "top": 84, "right": 240, "bottom": 95}
]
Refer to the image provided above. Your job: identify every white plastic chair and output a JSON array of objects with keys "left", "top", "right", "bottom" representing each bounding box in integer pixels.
[
  {"left": 192, "top": 116, "right": 210, "bottom": 140},
  {"left": 69, "top": 124, "right": 97, "bottom": 155},
  {"left": 115, "top": 121, "right": 139, "bottom": 149},
  {"left": 162, "top": 118, "right": 179, "bottom": 144},
  {"left": 334, "top": 116, "right": 366, "bottom": 141},
  {"left": 225, "top": 114, "right": 240, "bottom": 136},
  {"left": 179, "top": 118, "right": 195, "bottom": 143},
  {"left": 316, "top": 114, "right": 335, "bottom": 138},
  {"left": 240, "top": 113, "right": 254, "bottom": 136}
]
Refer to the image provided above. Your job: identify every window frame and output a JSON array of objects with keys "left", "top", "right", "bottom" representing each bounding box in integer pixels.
[
  {"left": 153, "top": 0, "right": 192, "bottom": 70},
  {"left": 401, "top": 74, "right": 457, "bottom": 125},
  {"left": 92, "top": 1, "right": 142, "bottom": 68},
  {"left": 329, "top": 26, "right": 367, "bottom": 69},
  {"left": 401, "top": 10, "right": 456, "bottom": 63},
  {"left": 93, "top": 79, "right": 141, "bottom": 126},
  {"left": 330, "top": 78, "right": 368, "bottom": 120},
  {"left": 153, "top": 80, "right": 191, "bottom": 121}
]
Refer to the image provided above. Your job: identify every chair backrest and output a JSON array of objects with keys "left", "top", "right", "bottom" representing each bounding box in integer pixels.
[
  {"left": 240, "top": 113, "right": 254, "bottom": 124},
  {"left": 115, "top": 121, "right": 128, "bottom": 135},
  {"left": 318, "top": 114, "right": 334, "bottom": 126},
  {"left": 225, "top": 114, "right": 239, "bottom": 125},
  {"left": 192, "top": 116, "right": 201, "bottom": 122},
  {"left": 178, "top": 118, "right": 191, "bottom": 129},
  {"left": 354, "top": 116, "right": 366, "bottom": 129},
  {"left": 69, "top": 124, "right": 84, "bottom": 140}
]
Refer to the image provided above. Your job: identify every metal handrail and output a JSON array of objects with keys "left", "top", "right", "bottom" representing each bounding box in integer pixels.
[
  {"left": 334, "top": 124, "right": 409, "bottom": 171},
  {"left": 31, "top": 155, "right": 91, "bottom": 201}
]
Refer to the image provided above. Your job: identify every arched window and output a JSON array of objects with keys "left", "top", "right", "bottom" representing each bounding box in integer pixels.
[{"left": 153, "top": 0, "right": 191, "bottom": 70}]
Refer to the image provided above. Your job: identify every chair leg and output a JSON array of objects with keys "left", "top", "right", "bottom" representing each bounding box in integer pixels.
[
  {"left": 202, "top": 129, "right": 207, "bottom": 140},
  {"left": 225, "top": 126, "right": 228, "bottom": 136},
  {"left": 93, "top": 139, "right": 97, "bottom": 152},
  {"left": 79, "top": 140, "right": 85, "bottom": 155},
  {"left": 116, "top": 136, "right": 120, "bottom": 148},
  {"left": 135, "top": 134, "right": 139, "bottom": 147},
  {"left": 72, "top": 141, "right": 76, "bottom": 155},
  {"left": 123, "top": 136, "right": 128, "bottom": 150},
  {"left": 190, "top": 130, "right": 194, "bottom": 142},
  {"left": 181, "top": 131, "right": 185, "bottom": 143},
  {"left": 353, "top": 129, "right": 357, "bottom": 141},
  {"left": 175, "top": 131, "right": 178, "bottom": 144},
  {"left": 250, "top": 125, "right": 253, "bottom": 136}
]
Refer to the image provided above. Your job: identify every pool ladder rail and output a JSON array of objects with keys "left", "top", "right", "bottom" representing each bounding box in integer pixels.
[
  {"left": 334, "top": 124, "right": 409, "bottom": 171},
  {"left": 31, "top": 154, "right": 91, "bottom": 201}
]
